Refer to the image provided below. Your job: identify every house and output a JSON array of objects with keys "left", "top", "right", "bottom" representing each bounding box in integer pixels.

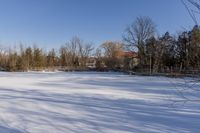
[
  {"left": 123, "top": 51, "right": 139, "bottom": 69},
  {"left": 86, "top": 57, "right": 96, "bottom": 68},
  {"left": 85, "top": 51, "right": 139, "bottom": 70}
]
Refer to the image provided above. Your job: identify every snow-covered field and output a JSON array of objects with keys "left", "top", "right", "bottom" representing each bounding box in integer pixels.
[{"left": 0, "top": 72, "right": 199, "bottom": 133}]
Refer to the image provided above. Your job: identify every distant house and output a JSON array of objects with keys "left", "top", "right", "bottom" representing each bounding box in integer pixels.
[
  {"left": 85, "top": 51, "right": 139, "bottom": 70},
  {"left": 123, "top": 51, "right": 137, "bottom": 58},
  {"left": 123, "top": 51, "right": 139, "bottom": 69},
  {"left": 86, "top": 57, "right": 96, "bottom": 68}
]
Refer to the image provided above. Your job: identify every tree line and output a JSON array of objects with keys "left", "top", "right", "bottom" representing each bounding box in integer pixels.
[
  {"left": 0, "top": 39, "right": 127, "bottom": 72},
  {"left": 0, "top": 37, "right": 94, "bottom": 71},
  {"left": 123, "top": 16, "right": 200, "bottom": 74},
  {"left": 0, "top": 16, "right": 200, "bottom": 73}
]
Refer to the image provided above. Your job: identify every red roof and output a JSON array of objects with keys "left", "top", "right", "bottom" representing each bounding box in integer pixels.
[{"left": 123, "top": 51, "right": 138, "bottom": 58}]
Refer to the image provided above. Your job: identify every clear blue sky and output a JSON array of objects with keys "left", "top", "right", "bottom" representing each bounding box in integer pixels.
[{"left": 0, "top": 0, "right": 195, "bottom": 48}]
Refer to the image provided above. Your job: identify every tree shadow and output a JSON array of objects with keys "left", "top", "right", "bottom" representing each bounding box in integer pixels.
[
  {"left": 0, "top": 125, "right": 25, "bottom": 133},
  {"left": 0, "top": 87, "right": 199, "bottom": 133},
  {"left": 0, "top": 72, "right": 199, "bottom": 132}
]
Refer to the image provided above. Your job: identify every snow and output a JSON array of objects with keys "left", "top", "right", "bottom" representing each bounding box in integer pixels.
[{"left": 0, "top": 72, "right": 199, "bottom": 133}]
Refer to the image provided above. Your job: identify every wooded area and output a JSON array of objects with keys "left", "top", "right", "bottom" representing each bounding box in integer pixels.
[
  {"left": 0, "top": 19, "right": 200, "bottom": 74},
  {"left": 0, "top": 0, "right": 200, "bottom": 74}
]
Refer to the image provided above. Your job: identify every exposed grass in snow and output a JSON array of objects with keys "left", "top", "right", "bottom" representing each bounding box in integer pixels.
[{"left": 0, "top": 72, "right": 199, "bottom": 133}]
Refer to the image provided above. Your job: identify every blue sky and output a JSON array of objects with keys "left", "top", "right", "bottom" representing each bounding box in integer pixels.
[{"left": 0, "top": 0, "right": 195, "bottom": 48}]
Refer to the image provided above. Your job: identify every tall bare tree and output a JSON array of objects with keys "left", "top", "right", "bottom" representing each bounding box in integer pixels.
[
  {"left": 123, "top": 16, "right": 156, "bottom": 67},
  {"left": 59, "top": 37, "right": 94, "bottom": 68},
  {"left": 181, "top": 0, "right": 200, "bottom": 25}
]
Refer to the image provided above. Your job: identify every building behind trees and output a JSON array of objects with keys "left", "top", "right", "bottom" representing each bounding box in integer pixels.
[{"left": 0, "top": 17, "right": 200, "bottom": 74}]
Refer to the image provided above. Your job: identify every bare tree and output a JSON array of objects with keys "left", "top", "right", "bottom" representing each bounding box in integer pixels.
[
  {"left": 181, "top": 0, "right": 200, "bottom": 25},
  {"left": 95, "top": 48, "right": 103, "bottom": 69},
  {"left": 33, "top": 46, "right": 46, "bottom": 70},
  {"left": 101, "top": 41, "right": 124, "bottom": 69},
  {"left": 59, "top": 37, "right": 94, "bottom": 68},
  {"left": 123, "top": 16, "right": 156, "bottom": 67},
  {"left": 0, "top": 46, "right": 8, "bottom": 70},
  {"left": 123, "top": 16, "right": 156, "bottom": 49},
  {"left": 78, "top": 43, "right": 94, "bottom": 67},
  {"left": 47, "top": 48, "right": 57, "bottom": 69},
  {"left": 169, "top": 1, "right": 200, "bottom": 106}
]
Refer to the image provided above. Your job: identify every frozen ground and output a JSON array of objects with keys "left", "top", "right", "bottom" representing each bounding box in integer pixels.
[{"left": 0, "top": 72, "right": 199, "bottom": 133}]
